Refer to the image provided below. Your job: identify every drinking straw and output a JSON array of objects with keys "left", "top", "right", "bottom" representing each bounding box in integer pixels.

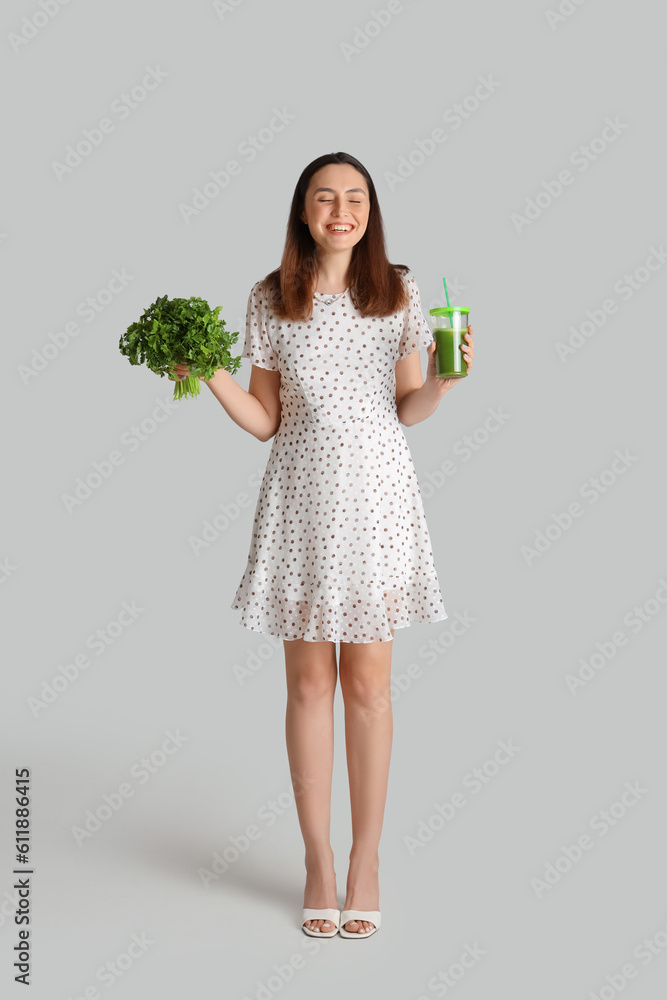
[
  {"left": 443, "top": 275, "right": 458, "bottom": 331},
  {"left": 442, "top": 276, "right": 451, "bottom": 309}
]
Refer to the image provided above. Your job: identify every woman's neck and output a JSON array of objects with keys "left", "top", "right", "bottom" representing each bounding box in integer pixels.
[{"left": 315, "top": 251, "right": 351, "bottom": 292}]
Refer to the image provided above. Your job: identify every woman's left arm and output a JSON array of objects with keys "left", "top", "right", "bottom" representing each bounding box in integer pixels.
[{"left": 397, "top": 327, "right": 474, "bottom": 427}]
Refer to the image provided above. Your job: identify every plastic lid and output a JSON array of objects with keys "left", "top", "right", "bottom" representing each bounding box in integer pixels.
[{"left": 430, "top": 306, "right": 469, "bottom": 315}]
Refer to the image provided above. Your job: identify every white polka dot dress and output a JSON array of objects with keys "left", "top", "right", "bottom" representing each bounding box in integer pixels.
[{"left": 230, "top": 268, "right": 448, "bottom": 643}]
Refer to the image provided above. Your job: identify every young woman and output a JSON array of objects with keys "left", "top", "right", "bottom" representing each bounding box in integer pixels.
[{"left": 174, "top": 151, "right": 474, "bottom": 939}]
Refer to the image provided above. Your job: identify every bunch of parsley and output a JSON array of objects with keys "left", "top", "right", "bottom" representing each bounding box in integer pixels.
[{"left": 119, "top": 294, "right": 242, "bottom": 399}]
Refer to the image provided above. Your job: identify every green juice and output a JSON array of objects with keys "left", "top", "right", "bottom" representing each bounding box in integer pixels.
[{"left": 433, "top": 326, "right": 468, "bottom": 378}]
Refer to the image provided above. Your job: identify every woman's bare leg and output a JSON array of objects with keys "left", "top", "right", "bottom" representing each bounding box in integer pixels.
[
  {"left": 338, "top": 630, "right": 394, "bottom": 934},
  {"left": 284, "top": 636, "right": 338, "bottom": 932}
]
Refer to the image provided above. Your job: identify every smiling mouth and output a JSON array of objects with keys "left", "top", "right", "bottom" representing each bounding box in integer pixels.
[{"left": 326, "top": 224, "right": 354, "bottom": 232}]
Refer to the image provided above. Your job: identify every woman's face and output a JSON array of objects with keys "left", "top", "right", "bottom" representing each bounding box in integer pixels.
[{"left": 300, "top": 164, "right": 370, "bottom": 257}]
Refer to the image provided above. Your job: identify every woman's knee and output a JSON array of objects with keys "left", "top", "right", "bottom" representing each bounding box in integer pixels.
[
  {"left": 284, "top": 639, "right": 337, "bottom": 702},
  {"left": 338, "top": 642, "right": 393, "bottom": 706}
]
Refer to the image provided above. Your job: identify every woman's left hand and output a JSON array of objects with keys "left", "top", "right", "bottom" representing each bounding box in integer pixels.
[{"left": 425, "top": 326, "right": 474, "bottom": 395}]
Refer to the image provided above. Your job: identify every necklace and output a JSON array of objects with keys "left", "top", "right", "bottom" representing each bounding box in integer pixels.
[{"left": 313, "top": 288, "right": 347, "bottom": 306}]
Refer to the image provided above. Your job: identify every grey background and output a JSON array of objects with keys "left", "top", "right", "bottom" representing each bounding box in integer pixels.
[{"left": 2, "top": 0, "right": 666, "bottom": 996}]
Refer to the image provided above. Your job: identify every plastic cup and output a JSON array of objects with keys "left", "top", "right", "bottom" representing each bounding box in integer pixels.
[{"left": 429, "top": 306, "right": 470, "bottom": 378}]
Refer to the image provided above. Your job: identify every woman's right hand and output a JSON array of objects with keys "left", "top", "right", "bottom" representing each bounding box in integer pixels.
[{"left": 170, "top": 363, "right": 206, "bottom": 382}]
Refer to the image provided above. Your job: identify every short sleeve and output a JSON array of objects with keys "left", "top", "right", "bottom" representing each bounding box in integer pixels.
[
  {"left": 397, "top": 270, "right": 433, "bottom": 360},
  {"left": 241, "top": 281, "right": 279, "bottom": 371}
]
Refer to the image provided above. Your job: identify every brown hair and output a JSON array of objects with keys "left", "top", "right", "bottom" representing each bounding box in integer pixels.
[{"left": 261, "top": 152, "right": 410, "bottom": 322}]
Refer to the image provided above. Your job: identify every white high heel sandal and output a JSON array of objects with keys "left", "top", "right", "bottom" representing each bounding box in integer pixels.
[
  {"left": 338, "top": 910, "right": 381, "bottom": 938},
  {"left": 301, "top": 908, "right": 341, "bottom": 937}
]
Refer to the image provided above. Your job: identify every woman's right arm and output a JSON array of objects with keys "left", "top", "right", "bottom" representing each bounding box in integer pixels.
[
  {"left": 171, "top": 362, "right": 281, "bottom": 442},
  {"left": 205, "top": 365, "right": 281, "bottom": 442}
]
